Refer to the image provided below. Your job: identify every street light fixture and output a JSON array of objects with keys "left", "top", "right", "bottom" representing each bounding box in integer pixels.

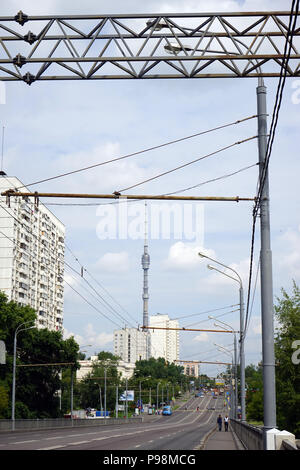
[
  {"left": 199, "top": 252, "right": 246, "bottom": 422},
  {"left": 12, "top": 321, "right": 35, "bottom": 430},
  {"left": 164, "top": 42, "right": 238, "bottom": 55},
  {"left": 146, "top": 18, "right": 169, "bottom": 31}
]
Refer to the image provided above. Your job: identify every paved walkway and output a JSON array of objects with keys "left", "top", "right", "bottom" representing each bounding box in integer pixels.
[{"left": 204, "top": 426, "right": 244, "bottom": 450}]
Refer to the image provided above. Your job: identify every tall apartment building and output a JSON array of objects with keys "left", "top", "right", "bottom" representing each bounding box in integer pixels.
[
  {"left": 182, "top": 362, "right": 200, "bottom": 377},
  {"left": 0, "top": 175, "right": 65, "bottom": 331},
  {"left": 149, "top": 314, "right": 179, "bottom": 363},
  {"left": 113, "top": 327, "right": 148, "bottom": 364}
]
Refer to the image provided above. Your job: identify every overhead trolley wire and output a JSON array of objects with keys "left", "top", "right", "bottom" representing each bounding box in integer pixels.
[
  {"left": 65, "top": 243, "right": 138, "bottom": 326},
  {"left": 64, "top": 260, "right": 138, "bottom": 329},
  {"left": 64, "top": 278, "right": 121, "bottom": 328},
  {"left": 117, "top": 135, "right": 258, "bottom": 193},
  {"left": 41, "top": 162, "right": 258, "bottom": 206},
  {"left": 14, "top": 115, "right": 257, "bottom": 190}
]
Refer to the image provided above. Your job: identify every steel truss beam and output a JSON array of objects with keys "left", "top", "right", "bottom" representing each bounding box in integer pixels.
[{"left": 0, "top": 11, "right": 299, "bottom": 83}]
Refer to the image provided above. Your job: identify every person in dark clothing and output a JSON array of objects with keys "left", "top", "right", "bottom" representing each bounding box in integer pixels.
[
  {"left": 217, "top": 414, "right": 222, "bottom": 431},
  {"left": 224, "top": 416, "right": 229, "bottom": 431}
]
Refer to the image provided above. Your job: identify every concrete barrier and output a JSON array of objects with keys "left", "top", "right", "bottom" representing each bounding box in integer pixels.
[
  {"left": 230, "top": 419, "right": 263, "bottom": 450},
  {"left": 0, "top": 416, "right": 143, "bottom": 432}
]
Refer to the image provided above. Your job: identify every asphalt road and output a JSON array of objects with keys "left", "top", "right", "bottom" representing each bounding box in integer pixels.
[{"left": 0, "top": 394, "right": 225, "bottom": 451}]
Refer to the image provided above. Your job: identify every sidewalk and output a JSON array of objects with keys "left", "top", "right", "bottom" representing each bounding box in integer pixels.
[{"left": 204, "top": 426, "right": 244, "bottom": 450}]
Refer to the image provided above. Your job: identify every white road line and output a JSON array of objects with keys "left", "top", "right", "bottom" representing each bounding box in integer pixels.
[
  {"left": 37, "top": 445, "right": 66, "bottom": 450},
  {"left": 13, "top": 439, "right": 38, "bottom": 444},
  {"left": 67, "top": 440, "right": 89, "bottom": 445}
]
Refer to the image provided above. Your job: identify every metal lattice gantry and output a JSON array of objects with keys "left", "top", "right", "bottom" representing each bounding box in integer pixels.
[{"left": 0, "top": 10, "right": 299, "bottom": 83}]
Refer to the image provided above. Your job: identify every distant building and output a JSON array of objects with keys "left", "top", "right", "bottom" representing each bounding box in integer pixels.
[
  {"left": 149, "top": 314, "right": 179, "bottom": 363},
  {"left": 0, "top": 175, "right": 65, "bottom": 331},
  {"left": 182, "top": 362, "right": 200, "bottom": 377},
  {"left": 76, "top": 355, "right": 135, "bottom": 381},
  {"left": 113, "top": 327, "right": 148, "bottom": 364}
]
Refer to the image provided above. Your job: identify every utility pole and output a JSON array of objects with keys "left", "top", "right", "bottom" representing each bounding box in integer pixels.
[
  {"left": 239, "top": 284, "right": 246, "bottom": 422},
  {"left": 104, "top": 368, "right": 107, "bottom": 419},
  {"left": 257, "top": 78, "right": 277, "bottom": 439},
  {"left": 116, "top": 385, "right": 118, "bottom": 419},
  {"left": 70, "top": 367, "right": 74, "bottom": 422}
]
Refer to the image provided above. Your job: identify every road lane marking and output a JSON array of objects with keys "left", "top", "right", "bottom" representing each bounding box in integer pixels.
[
  {"left": 13, "top": 439, "right": 38, "bottom": 444},
  {"left": 37, "top": 445, "right": 66, "bottom": 450},
  {"left": 91, "top": 436, "right": 115, "bottom": 442},
  {"left": 68, "top": 440, "right": 90, "bottom": 445}
]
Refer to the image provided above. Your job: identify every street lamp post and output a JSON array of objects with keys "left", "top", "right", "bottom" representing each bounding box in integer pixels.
[
  {"left": 214, "top": 343, "right": 235, "bottom": 419},
  {"left": 125, "top": 377, "right": 128, "bottom": 420},
  {"left": 199, "top": 253, "right": 246, "bottom": 422},
  {"left": 156, "top": 382, "right": 160, "bottom": 411},
  {"left": 104, "top": 368, "right": 107, "bottom": 419},
  {"left": 94, "top": 383, "right": 103, "bottom": 411},
  {"left": 209, "top": 316, "right": 238, "bottom": 419},
  {"left": 12, "top": 321, "right": 34, "bottom": 430}
]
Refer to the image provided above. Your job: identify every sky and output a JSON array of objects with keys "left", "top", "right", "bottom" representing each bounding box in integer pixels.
[{"left": 0, "top": 0, "right": 299, "bottom": 378}]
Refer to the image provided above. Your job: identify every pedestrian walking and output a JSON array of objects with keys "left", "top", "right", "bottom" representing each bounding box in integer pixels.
[
  {"left": 224, "top": 415, "right": 229, "bottom": 432},
  {"left": 217, "top": 414, "right": 222, "bottom": 431}
]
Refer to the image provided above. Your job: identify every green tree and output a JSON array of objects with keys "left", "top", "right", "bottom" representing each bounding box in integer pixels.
[
  {"left": 76, "top": 351, "right": 121, "bottom": 413},
  {"left": 245, "top": 364, "right": 263, "bottom": 423},
  {"left": 274, "top": 281, "right": 300, "bottom": 437},
  {"left": 0, "top": 292, "right": 80, "bottom": 418},
  {"left": 131, "top": 357, "right": 188, "bottom": 405},
  {"left": 0, "top": 384, "right": 9, "bottom": 417}
]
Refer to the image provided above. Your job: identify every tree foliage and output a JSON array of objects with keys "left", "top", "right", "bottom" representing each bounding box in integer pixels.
[
  {"left": 245, "top": 363, "right": 263, "bottom": 423},
  {"left": 75, "top": 351, "right": 121, "bottom": 412},
  {"left": 0, "top": 292, "right": 79, "bottom": 418},
  {"left": 274, "top": 281, "right": 300, "bottom": 437}
]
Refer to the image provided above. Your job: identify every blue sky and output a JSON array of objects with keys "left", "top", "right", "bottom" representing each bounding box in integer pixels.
[{"left": 1, "top": 0, "right": 299, "bottom": 377}]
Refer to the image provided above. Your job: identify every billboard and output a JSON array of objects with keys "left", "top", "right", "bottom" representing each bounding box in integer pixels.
[
  {"left": 215, "top": 378, "right": 225, "bottom": 386},
  {"left": 119, "top": 390, "right": 135, "bottom": 401}
]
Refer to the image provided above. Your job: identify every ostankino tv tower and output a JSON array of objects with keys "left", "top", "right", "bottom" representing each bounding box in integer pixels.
[{"left": 141, "top": 202, "right": 150, "bottom": 358}]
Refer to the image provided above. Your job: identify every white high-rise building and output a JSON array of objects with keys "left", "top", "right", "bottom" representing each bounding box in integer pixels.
[
  {"left": 0, "top": 175, "right": 65, "bottom": 331},
  {"left": 149, "top": 314, "right": 179, "bottom": 363},
  {"left": 113, "top": 327, "right": 148, "bottom": 364}
]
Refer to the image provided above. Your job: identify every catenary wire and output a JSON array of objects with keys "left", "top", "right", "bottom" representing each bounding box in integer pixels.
[
  {"left": 14, "top": 114, "right": 257, "bottom": 190},
  {"left": 65, "top": 244, "right": 138, "bottom": 326},
  {"left": 117, "top": 135, "right": 258, "bottom": 193},
  {"left": 42, "top": 162, "right": 258, "bottom": 206}
]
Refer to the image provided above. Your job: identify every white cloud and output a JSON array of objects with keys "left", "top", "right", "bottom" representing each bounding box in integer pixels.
[
  {"left": 278, "top": 225, "right": 300, "bottom": 278},
  {"left": 96, "top": 251, "right": 130, "bottom": 273},
  {"left": 64, "top": 323, "right": 113, "bottom": 348},
  {"left": 163, "top": 242, "right": 215, "bottom": 270},
  {"left": 193, "top": 332, "right": 209, "bottom": 342},
  {"left": 250, "top": 317, "right": 262, "bottom": 335}
]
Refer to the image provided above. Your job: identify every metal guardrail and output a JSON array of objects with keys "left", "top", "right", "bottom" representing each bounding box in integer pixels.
[
  {"left": 0, "top": 416, "right": 143, "bottom": 432},
  {"left": 230, "top": 419, "right": 263, "bottom": 450}
]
